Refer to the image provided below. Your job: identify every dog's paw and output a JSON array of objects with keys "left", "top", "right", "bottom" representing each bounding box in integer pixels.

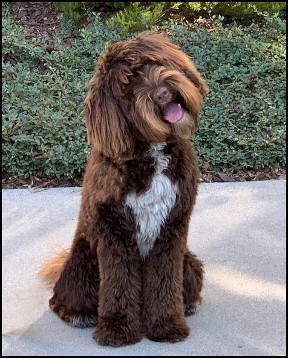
[
  {"left": 184, "top": 301, "right": 200, "bottom": 316},
  {"left": 49, "top": 298, "right": 98, "bottom": 328},
  {"left": 93, "top": 313, "right": 142, "bottom": 347},
  {"left": 146, "top": 316, "right": 190, "bottom": 343},
  {"left": 64, "top": 312, "right": 98, "bottom": 328}
]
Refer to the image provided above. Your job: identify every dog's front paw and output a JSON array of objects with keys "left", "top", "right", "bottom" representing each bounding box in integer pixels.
[
  {"left": 93, "top": 313, "right": 142, "bottom": 347},
  {"left": 49, "top": 297, "right": 98, "bottom": 328},
  {"left": 146, "top": 316, "right": 190, "bottom": 343}
]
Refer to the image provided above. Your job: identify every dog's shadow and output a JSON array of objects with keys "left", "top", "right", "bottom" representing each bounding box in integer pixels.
[
  {"left": 3, "top": 310, "right": 97, "bottom": 356},
  {"left": 2, "top": 303, "right": 276, "bottom": 356},
  {"left": 3, "top": 310, "right": 196, "bottom": 356}
]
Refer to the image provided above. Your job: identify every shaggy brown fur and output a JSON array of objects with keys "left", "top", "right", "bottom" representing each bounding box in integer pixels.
[{"left": 39, "top": 31, "right": 208, "bottom": 347}]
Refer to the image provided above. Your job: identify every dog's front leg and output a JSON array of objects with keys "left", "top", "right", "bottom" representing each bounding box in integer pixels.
[
  {"left": 142, "top": 234, "right": 190, "bottom": 342},
  {"left": 93, "top": 205, "right": 142, "bottom": 347}
]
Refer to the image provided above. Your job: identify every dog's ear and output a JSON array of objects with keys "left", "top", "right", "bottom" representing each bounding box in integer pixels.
[
  {"left": 84, "top": 70, "right": 134, "bottom": 159},
  {"left": 182, "top": 63, "right": 209, "bottom": 99},
  {"left": 163, "top": 34, "right": 209, "bottom": 97}
]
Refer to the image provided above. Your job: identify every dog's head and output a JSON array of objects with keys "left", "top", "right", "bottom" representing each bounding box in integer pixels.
[{"left": 85, "top": 32, "right": 208, "bottom": 158}]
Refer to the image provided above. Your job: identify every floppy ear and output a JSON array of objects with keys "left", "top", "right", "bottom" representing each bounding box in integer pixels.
[
  {"left": 182, "top": 64, "right": 209, "bottom": 98},
  {"left": 162, "top": 34, "right": 209, "bottom": 98},
  {"left": 84, "top": 71, "right": 134, "bottom": 159}
]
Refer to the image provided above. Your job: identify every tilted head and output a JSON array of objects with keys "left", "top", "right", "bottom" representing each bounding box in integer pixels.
[{"left": 85, "top": 31, "right": 209, "bottom": 158}]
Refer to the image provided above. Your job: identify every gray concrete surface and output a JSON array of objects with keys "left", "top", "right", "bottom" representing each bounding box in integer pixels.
[{"left": 2, "top": 180, "right": 286, "bottom": 356}]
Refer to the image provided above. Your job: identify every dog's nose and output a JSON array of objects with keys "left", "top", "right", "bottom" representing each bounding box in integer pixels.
[{"left": 154, "top": 86, "right": 171, "bottom": 104}]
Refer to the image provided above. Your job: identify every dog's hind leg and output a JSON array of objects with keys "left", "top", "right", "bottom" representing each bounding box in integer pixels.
[
  {"left": 48, "top": 237, "right": 100, "bottom": 328},
  {"left": 183, "top": 250, "right": 204, "bottom": 316}
]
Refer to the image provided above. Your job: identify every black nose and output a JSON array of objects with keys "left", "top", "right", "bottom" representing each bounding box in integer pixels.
[{"left": 154, "top": 86, "right": 171, "bottom": 104}]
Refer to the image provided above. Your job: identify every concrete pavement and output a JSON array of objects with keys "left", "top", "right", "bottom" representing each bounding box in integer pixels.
[{"left": 2, "top": 180, "right": 286, "bottom": 356}]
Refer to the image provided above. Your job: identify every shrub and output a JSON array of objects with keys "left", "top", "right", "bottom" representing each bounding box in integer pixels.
[
  {"left": 166, "top": 15, "right": 286, "bottom": 172},
  {"left": 56, "top": 2, "right": 126, "bottom": 23},
  {"left": 106, "top": 2, "right": 168, "bottom": 35},
  {"left": 2, "top": 11, "right": 122, "bottom": 179},
  {"left": 177, "top": 2, "right": 286, "bottom": 18},
  {"left": 55, "top": 2, "right": 286, "bottom": 35},
  {"left": 2, "top": 8, "right": 286, "bottom": 179},
  {"left": 56, "top": 2, "right": 127, "bottom": 22}
]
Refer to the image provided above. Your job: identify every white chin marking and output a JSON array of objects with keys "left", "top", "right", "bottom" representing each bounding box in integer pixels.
[{"left": 125, "top": 143, "right": 178, "bottom": 259}]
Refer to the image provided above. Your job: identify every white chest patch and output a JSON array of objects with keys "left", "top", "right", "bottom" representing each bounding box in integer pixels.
[{"left": 125, "top": 143, "right": 179, "bottom": 259}]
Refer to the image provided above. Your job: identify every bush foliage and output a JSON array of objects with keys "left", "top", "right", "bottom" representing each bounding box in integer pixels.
[
  {"left": 2, "top": 6, "right": 286, "bottom": 179},
  {"left": 177, "top": 2, "right": 286, "bottom": 17},
  {"left": 57, "top": 2, "right": 286, "bottom": 33},
  {"left": 169, "top": 16, "right": 286, "bottom": 171}
]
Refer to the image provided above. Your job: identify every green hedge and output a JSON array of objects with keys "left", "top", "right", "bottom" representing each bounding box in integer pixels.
[
  {"left": 56, "top": 2, "right": 127, "bottom": 23},
  {"left": 56, "top": 2, "right": 286, "bottom": 33},
  {"left": 177, "top": 2, "right": 286, "bottom": 17},
  {"left": 2, "top": 9, "right": 286, "bottom": 179},
  {"left": 168, "top": 16, "right": 286, "bottom": 171}
]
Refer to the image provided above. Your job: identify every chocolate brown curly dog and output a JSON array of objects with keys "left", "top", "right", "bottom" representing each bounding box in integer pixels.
[{"left": 39, "top": 31, "right": 208, "bottom": 347}]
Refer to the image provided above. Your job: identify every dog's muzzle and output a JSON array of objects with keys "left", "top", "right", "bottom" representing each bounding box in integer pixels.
[{"left": 153, "top": 86, "right": 184, "bottom": 124}]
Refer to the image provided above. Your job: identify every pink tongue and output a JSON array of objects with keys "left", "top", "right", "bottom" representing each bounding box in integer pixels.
[{"left": 163, "top": 102, "right": 184, "bottom": 123}]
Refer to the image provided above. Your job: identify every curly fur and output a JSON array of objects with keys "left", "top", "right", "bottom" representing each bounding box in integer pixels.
[{"left": 39, "top": 31, "right": 207, "bottom": 347}]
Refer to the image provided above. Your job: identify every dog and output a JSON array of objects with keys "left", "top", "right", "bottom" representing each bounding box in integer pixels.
[{"left": 39, "top": 31, "right": 208, "bottom": 347}]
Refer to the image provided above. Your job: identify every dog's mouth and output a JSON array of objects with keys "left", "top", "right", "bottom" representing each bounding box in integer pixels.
[{"left": 163, "top": 102, "right": 184, "bottom": 123}]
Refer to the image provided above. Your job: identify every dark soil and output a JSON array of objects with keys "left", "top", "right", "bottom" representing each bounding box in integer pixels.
[
  {"left": 2, "top": 2, "right": 286, "bottom": 189},
  {"left": 2, "top": 167, "right": 286, "bottom": 190},
  {"left": 10, "top": 2, "right": 62, "bottom": 37}
]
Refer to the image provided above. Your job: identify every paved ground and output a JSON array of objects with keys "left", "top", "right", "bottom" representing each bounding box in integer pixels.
[{"left": 2, "top": 181, "right": 286, "bottom": 356}]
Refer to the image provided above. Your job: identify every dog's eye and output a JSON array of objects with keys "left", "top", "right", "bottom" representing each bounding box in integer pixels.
[
  {"left": 135, "top": 69, "right": 144, "bottom": 76},
  {"left": 128, "top": 70, "right": 142, "bottom": 81},
  {"left": 123, "top": 73, "right": 143, "bottom": 94}
]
